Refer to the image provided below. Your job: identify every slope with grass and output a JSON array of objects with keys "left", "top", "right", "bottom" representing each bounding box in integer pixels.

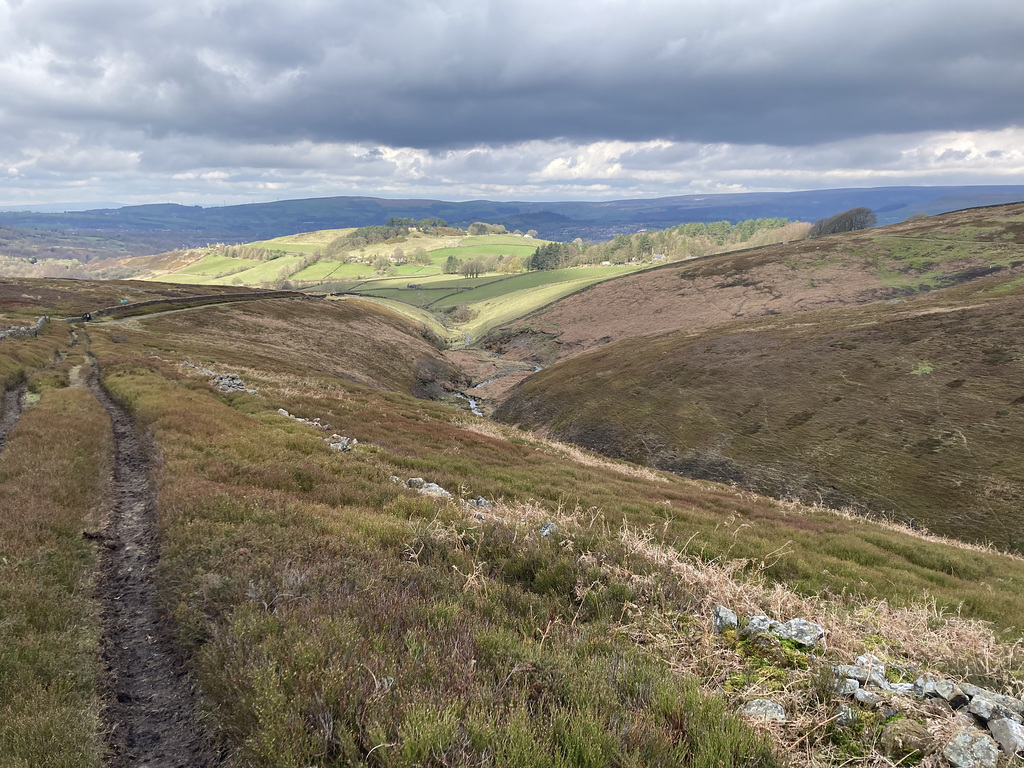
[
  {"left": 486, "top": 203, "right": 1024, "bottom": 366},
  {"left": 5, "top": 279, "right": 1024, "bottom": 766},
  {"left": 495, "top": 259, "right": 1024, "bottom": 553}
]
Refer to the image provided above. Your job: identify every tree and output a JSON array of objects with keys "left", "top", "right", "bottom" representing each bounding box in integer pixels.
[
  {"left": 444, "top": 255, "right": 460, "bottom": 274},
  {"left": 809, "top": 207, "right": 877, "bottom": 238},
  {"left": 459, "top": 258, "right": 482, "bottom": 278}
]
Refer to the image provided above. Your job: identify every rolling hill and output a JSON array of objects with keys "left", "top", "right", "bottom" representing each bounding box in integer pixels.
[
  {"left": 3, "top": 275, "right": 1024, "bottom": 766},
  {"left": 492, "top": 204, "right": 1024, "bottom": 551}
]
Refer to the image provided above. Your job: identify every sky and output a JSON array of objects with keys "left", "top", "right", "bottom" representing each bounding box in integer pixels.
[{"left": 1, "top": 0, "right": 1022, "bottom": 207}]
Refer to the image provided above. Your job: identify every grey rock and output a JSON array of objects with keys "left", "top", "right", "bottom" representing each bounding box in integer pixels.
[
  {"left": 914, "top": 673, "right": 943, "bottom": 698},
  {"left": 834, "top": 664, "right": 869, "bottom": 682},
  {"left": 744, "top": 615, "right": 778, "bottom": 636},
  {"left": 712, "top": 605, "right": 738, "bottom": 635},
  {"left": 855, "top": 652, "right": 885, "bottom": 678},
  {"left": 934, "top": 680, "right": 970, "bottom": 709},
  {"left": 772, "top": 618, "right": 826, "bottom": 647},
  {"left": 960, "top": 683, "right": 1024, "bottom": 716},
  {"left": 968, "top": 697, "right": 1022, "bottom": 724},
  {"left": 854, "top": 689, "right": 884, "bottom": 707},
  {"left": 539, "top": 522, "right": 557, "bottom": 537},
  {"left": 836, "top": 678, "right": 860, "bottom": 697},
  {"left": 943, "top": 732, "right": 998, "bottom": 768},
  {"left": 890, "top": 682, "right": 916, "bottom": 696},
  {"left": 989, "top": 718, "right": 1024, "bottom": 754},
  {"left": 328, "top": 437, "right": 355, "bottom": 452},
  {"left": 389, "top": 475, "right": 400, "bottom": 484},
  {"left": 835, "top": 704, "right": 857, "bottom": 726},
  {"left": 277, "top": 408, "right": 290, "bottom": 416},
  {"left": 741, "top": 699, "right": 786, "bottom": 722},
  {"left": 882, "top": 719, "right": 933, "bottom": 759},
  {"left": 406, "top": 477, "right": 425, "bottom": 488},
  {"left": 418, "top": 483, "right": 451, "bottom": 498}
]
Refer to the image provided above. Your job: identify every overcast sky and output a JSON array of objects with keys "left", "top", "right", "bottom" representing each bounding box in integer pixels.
[{"left": 1, "top": 0, "right": 1022, "bottom": 206}]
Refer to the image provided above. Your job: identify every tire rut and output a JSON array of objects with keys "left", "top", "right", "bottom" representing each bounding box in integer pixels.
[
  {"left": 87, "top": 355, "right": 216, "bottom": 767},
  {"left": 0, "top": 382, "right": 27, "bottom": 454}
]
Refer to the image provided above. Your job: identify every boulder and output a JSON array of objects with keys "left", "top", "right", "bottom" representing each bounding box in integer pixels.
[
  {"left": 539, "top": 522, "right": 557, "bottom": 537},
  {"left": 881, "top": 719, "right": 933, "bottom": 759},
  {"left": 836, "top": 678, "right": 860, "bottom": 697},
  {"left": 743, "top": 615, "right": 778, "bottom": 636},
  {"left": 960, "top": 684, "right": 1024, "bottom": 716},
  {"left": 772, "top": 618, "right": 826, "bottom": 647},
  {"left": 834, "top": 664, "right": 869, "bottom": 683},
  {"left": 943, "top": 732, "right": 998, "bottom": 768},
  {"left": 989, "top": 718, "right": 1024, "bottom": 754},
  {"left": 406, "top": 477, "right": 426, "bottom": 488},
  {"left": 418, "top": 483, "right": 451, "bottom": 498},
  {"left": 712, "top": 605, "right": 738, "bottom": 635},
  {"left": 741, "top": 699, "right": 786, "bottom": 722},
  {"left": 835, "top": 704, "right": 857, "bottom": 727},
  {"left": 854, "top": 689, "right": 884, "bottom": 707},
  {"left": 968, "top": 696, "right": 1022, "bottom": 724}
]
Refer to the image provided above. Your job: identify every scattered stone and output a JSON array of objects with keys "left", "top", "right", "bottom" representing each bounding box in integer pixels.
[
  {"left": 462, "top": 496, "right": 493, "bottom": 510},
  {"left": 881, "top": 719, "right": 933, "bottom": 760},
  {"left": 210, "top": 373, "right": 257, "bottom": 394},
  {"left": 855, "top": 653, "right": 885, "bottom": 677},
  {"left": 327, "top": 437, "right": 356, "bottom": 451},
  {"left": 713, "top": 605, "right": 738, "bottom": 635},
  {"left": 835, "top": 704, "right": 857, "bottom": 727},
  {"left": 960, "top": 684, "right": 1024, "bottom": 717},
  {"left": 389, "top": 475, "right": 400, "bottom": 484},
  {"left": 539, "top": 522, "right": 557, "bottom": 537},
  {"left": 743, "top": 615, "right": 777, "bottom": 636},
  {"left": 943, "top": 732, "right": 998, "bottom": 768},
  {"left": 914, "top": 673, "right": 942, "bottom": 698},
  {"left": 418, "top": 483, "right": 451, "bottom": 498},
  {"left": 969, "top": 696, "right": 1023, "bottom": 724},
  {"left": 837, "top": 678, "right": 860, "bottom": 697},
  {"left": 988, "top": 718, "right": 1024, "bottom": 754},
  {"left": 406, "top": 478, "right": 426, "bottom": 488},
  {"left": 772, "top": 618, "right": 826, "bottom": 647},
  {"left": 890, "top": 683, "right": 916, "bottom": 696},
  {"left": 741, "top": 699, "right": 786, "bottom": 722},
  {"left": 854, "top": 689, "right": 885, "bottom": 707},
  {"left": 278, "top": 408, "right": 290, "bottom": 417},
  {"left": 834, "top": 665, "right": 869, "bottom": 683}
]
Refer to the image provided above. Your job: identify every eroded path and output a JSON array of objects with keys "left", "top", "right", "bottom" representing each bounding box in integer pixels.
[
  {"left": 87, "top": 354, "right": 215, "bottom": 767},
  {"left": 0, "top": 382, "right": 27, "bottom": 453}
]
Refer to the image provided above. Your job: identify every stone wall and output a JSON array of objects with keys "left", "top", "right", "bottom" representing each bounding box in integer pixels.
[{"left": 0, "top": 316, "right": 49, "bottom": 341}]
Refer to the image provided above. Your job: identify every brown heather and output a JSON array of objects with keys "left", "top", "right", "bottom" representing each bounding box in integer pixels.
[{"left": 1, "top": 270, "right": 1023, "bottom": 766}]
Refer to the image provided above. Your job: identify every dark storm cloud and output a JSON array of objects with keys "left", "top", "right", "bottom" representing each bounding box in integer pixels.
[{"left": 2, "top": 0, "right": 1022, "bottom": 150}]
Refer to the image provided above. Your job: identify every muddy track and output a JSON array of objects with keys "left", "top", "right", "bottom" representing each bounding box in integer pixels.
[
  {"left": 0, "top": 382, "right": 27, "bottom": 453},
  {"left": 87, "top": 353, "right": 216, "bottom": 767}
]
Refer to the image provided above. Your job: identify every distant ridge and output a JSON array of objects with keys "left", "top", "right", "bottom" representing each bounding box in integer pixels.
[{"left": 2, "top": 186, "right": 1023, "bottom": 254}]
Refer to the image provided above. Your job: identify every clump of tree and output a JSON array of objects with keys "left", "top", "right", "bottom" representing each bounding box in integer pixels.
[
  {"left": 467, "top": 222, "right": 508, "bottom": 236},
  {"left": 345, "top": 224, "right": 410, "bottom": 245},
  {"left": 530, "top": 241, "right": 573, "bottom": 270},
  {"left": 808, "top": 208, "right": 877, "bottom": 238},
  {"left": 217, "top": 244, "right": 288, "bottom": 261}
]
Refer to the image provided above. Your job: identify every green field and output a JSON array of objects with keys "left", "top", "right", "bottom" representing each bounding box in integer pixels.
[{"left": 174, "top": 254, "right": 262, "bottom": 277}]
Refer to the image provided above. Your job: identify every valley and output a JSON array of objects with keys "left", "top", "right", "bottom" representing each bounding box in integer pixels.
[{"left": 2, "top": 203, "right": 1024, "bottom": 767}]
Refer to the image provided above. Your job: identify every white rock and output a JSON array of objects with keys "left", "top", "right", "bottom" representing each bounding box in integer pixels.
[
  {"left": 772, "top": 618, "right": 826, "bottom": 647},
  {"left": 989, "top": 718, "right": 1024, "bottom": 754},
  {"left": 741, "top": 699, "right": 786, "bottom": 722},
  {"left": 837, "top": 678, "right": 860, "bottom": 697},
  {"left": 712, "top": 605, "right": 738, "bottom": 635},
  {"left": 943, "top": 732, "right": 998, "bottom": 768}
]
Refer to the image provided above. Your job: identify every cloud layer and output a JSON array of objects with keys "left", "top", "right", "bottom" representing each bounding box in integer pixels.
[{"left": 1, "top": 0, "right": 1022, "bottom": 205}]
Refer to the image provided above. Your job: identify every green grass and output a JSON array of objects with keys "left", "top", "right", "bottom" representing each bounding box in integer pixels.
[
  {"left": 290, "top": 261, "right": 373, "bottom": 281},
  {"left": 0, "top": 366, "right": 108, "bottom": 767},
  {"left": 174, "top": 254, "right": 262, "bottom": 277}
]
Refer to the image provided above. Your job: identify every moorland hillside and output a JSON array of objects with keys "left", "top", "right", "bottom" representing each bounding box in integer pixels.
[{"left": 2, "top": 279, "right": 1024, "bottom": 766}]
